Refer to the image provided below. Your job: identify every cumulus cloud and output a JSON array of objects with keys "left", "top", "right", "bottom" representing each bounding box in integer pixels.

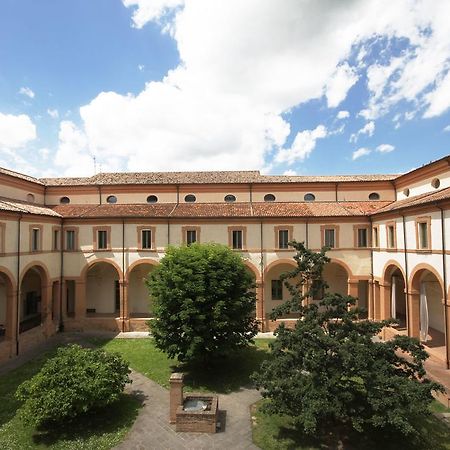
[
  {"left": 283, "top": 169, "right": 297, "bottom": 176},
  {"left": 122, "top": 0, "right": 184, "bottom": 29},
  {"left": 0, "top": 112, "right": 36, "bottom": 149},
  {"left": 350, "top": 121, "right": 375, "bottom": 143},
  {"left": 47, "top": 109, "right": 59, "bottom": 119},
  {"left": 325, "top": 63, "right": 358, "bottom": 108},
  {"left": 19, "top": 86, "right": 35, "bottom": 99},
  {"left": 337, "top": 110, "right": 350, "bottom": 119},
  {"left": 352, "top": 147, "right": 371, "bottom": 160},
  {"left": 46, "top": 0, "right": 450, "bottom": 175},
  {"left": 275, "top": 125, "right": 327, "bottom": 165},
  {"left": 443, "top": 125, "right": 450, "bottom": 132},
  {"left": 376, "top": 143, "right": 395, "bottom": 153}
]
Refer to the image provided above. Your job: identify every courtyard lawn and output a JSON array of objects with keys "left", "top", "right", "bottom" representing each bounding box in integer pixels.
[
  {"left": 90, "top": 337, "right": 273, "bottom": 393},
  {"left": 252, "top": 400, "right": 450, "bottom": 450},
  {"left": 0, "top": 347, "right": 141, "bottom": 450}
]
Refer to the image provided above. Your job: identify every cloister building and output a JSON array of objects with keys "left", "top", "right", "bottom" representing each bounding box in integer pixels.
[{"left": 1, "top": 155, "right": 450, "bottom": 370}]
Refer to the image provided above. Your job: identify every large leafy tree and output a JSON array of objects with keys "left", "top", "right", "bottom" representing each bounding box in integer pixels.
[
  {"left": 253, "top": 241, "right": 443, "bottom": 436},
  {"left": 147, "top": 243, "right": 258, "bottom": 363}
]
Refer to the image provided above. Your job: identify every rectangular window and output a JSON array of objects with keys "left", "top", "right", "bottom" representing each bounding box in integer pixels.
[
  {"left": 387, "top": 225, "right": 395, "bottom": 248},
  {"left": 357, "top": 228, "right": 368, "bottom": 248},
  {"left": 98, "top": 230, "right": 108, "bottom": 250},
  {"left": 53, "top": 229, "right": 60, "bottom": 251},
  {"left": 278, "top": 229, "right": 289, "bottom": 249},
  {"left": 311, "top": 279, "right": 324, "bottom": 300},
  {"left": 271, "top": 280, "right": 283, "bottom": 300},
  {"left": 32, "top": 228, "right": 40, "bottom": 252},
  {"left": 324, "top": 228, "right": 335, "bottom": 248},
  {"left": 418, "top": 222, "right": 429, "bottom": 249},
  {"left": 186, "top": 230, "right": 197, "bottom": 245},
  {"left": 142, "top": 229, "right": 152, "bottom": 249},
  {"left": 373, "top": 227, "right": 379, "bottom": 247},
  {"left": 66, "top": 230, "right": 75, "bottom": 251},
  {"left": 232, "top": 230, "right": 243, "bottom": 249}
]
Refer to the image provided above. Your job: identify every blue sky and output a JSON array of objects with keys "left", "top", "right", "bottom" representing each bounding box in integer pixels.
[{"left": 0, "top": 0, "right": 449, "bottom": 177}]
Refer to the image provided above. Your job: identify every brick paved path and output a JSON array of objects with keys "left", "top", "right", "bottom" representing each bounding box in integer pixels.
[{"left": 115, "top": 370, "right": 261, "bottom": 450}]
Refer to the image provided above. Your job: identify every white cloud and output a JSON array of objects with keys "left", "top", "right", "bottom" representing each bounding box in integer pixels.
[
  {"left": 443, "top": 124, "right": 450, "bottom": 132},
  {"left": 275, "top": 125, "right": 327, "bottom": 165},
  {"left": 376, "top": 143, "right": 395, "bottom": 153},
  {"left": 352, "top": 147, "right": 371, "bottom": 160},
  {"left": 423, "top": 70, "right": 450, "bottom": 118},
  {"left": 44, "top": 0, "right": 450, "bottom": 176},
  {"left": 47, "top": 109, "right": 59, "bottom": 119},
  {"left": 283, "top": 169, "right": 297, "bottom": 176},
  {"left": 138, "top": 64, "right": 145, "bottom": 71},
  {"left": 38, "top": 148, "right": 50, "bottom": 159},
  {"left": 0, "top": 112, "right": 36, "bottom": 149},
  {"left": 337, "top": 110, "right": 350, "bottom": 119},
  {"left": 19, "top": 86, "right": 35, "bottom": 99},
  {"left": 325, "top": 63, "right": 358, "bottom": 108},
  {"left": 122, "top": 0, "right": 184, "bottom": 29},
  {"left": 350, "top": 121, "right": 375, "bottom": 143}
]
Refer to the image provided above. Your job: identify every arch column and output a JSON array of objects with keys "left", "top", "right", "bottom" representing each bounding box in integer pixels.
[
  {"left": 347, "top": 279, "right": 359, "bottom": 298},
  {"left": 373, "top": 281, "right": 381, "bottom": 320},
  {"left": 407, "top": 289, "right": 420, "bottom": 339},
  {"left": 368, "top": 280, "right": 374, "bottom": 319},
  {"left": 379, "top": 282, "right": 391, "bottom": 320},
  {"left": 42, "top": 282, "right": 53, "bottom": 336},
  {"left": 255, "top": 281, "right": 264, "bottom": 331},
  {"left": 119, "top": 280, "right": 129, "bottom": 319},
  {"left": 5, "top": 288, "right": 17, "bottom": 342}
]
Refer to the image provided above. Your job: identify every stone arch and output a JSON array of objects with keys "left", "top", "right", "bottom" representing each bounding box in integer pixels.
[
  {"left": 243, "top": 260, "right": 261, "bottom": 283},
  {"left": 0, "top": 267, "right": 15, "bottom": 341},
  {"left": 126, "top": 260, "right": 159, "bottom": 317},
  {"left": 19, "top": 262, "right": 51, "bottom": 333},
  {"left": 81, "top": 258, "right": 124, "bottom": 282},
  {"left": 263, "top": 258, "right": 297, "bottom": 277},
  {"left": 408, "top": 263, "right": 445, "bottom": 344},
  {"left": 85, "top": 260, "right": 122, "bottom": 315},
  {"left": 328, "top": 258, "right": 353, "bottom": 280},
  {"left": 323, "top": 260, "right": 350, "bottom": 296},
  {"left": 381, "top": 260, "right": 407, "bottom": 329}
]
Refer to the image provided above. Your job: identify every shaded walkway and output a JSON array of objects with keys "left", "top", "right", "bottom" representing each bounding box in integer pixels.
[{"left": 116, "top": 370, "right": 261, "bottom": 450}]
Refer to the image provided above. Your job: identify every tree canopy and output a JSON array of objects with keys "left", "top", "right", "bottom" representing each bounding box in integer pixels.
[
  {"left": 253, "top": 241, "right": 443, "bottom": 436},
  {"left": 147, "top": 243, "right": 258, "bottom": 363}
]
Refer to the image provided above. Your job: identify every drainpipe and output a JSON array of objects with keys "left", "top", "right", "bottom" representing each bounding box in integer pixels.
[
  {"left": 59, "top": 219, "right": 64, "bottom": 332},
  {"left": 260, "top": 220, "right": 265, "bottom": 330},
  {"left": 249, "top": 184, "right": 253, "bottom": 203},
  {"left": 369, "top": 216, "right": 374, "bottom": 320},
  {"left": 16, "top": 214, "right": 22, "bottom": 356},
  {"left": 176, "top": 185, "right": 180, "bottom": 204},
  {"left": 335, "top": 183, "right": 338, "bottom": 202},
  {"left": 305, "top": 219, "right": 309, "bottom": 248},
  {"left": 437, "top": 204, "right": 449, "bottom": 369},
  {"left": 401, "top": 214, "right": 409, "bottom": 333},
  {"left": 98, "top": 185, "right": 102, "bottom": 204},
  {"left": 122, "top": 219, "right": 125, "bottom": 333},
  {"left": 167, "top": 218, "right": 171, "bottom": 246}
]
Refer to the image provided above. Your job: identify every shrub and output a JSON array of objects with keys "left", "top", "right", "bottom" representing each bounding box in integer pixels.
[
  {"left": 16, "top": 344, "right": 131, "bottom": 427},
  {"left": 147, "top": 243, "right": 258, "bottom": 363}
]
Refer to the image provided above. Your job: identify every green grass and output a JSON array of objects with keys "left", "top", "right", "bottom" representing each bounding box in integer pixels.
[
  {"left": 90, "top": 337, "right": 273, "bottom": 394},
  {"left": 0, "top": 347, "right": 141, "bottom": 450},
  {"left": 252, "top": 400, "right": 450, "bottom": 450}
]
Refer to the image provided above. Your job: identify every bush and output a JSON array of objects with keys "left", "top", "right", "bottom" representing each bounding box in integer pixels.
[
  {"left": 16, "top": 344, "right": 131, "bottom": 427},
  {"left": 147, "top": 243, "right": 258, "bottom": 363}
]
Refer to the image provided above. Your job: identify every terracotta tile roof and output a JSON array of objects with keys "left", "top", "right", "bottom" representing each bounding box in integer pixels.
[
  {"left": 372, "top": 187, "right": 450, "bottom": 214},
  {"left": 0, "top": 167, "right": 43, "bottom": 185},
  {"left": 0, "top": 197, "right": 61, "bottom": 217},
  {"left": 53, "top": 201, "right": 390, "bottom": 219},
  {"left": 40, "top": 171, "right": 399, "bottom": 186},
  {"left": 52, "top": 203, "right": 177, "bottom": 218}
]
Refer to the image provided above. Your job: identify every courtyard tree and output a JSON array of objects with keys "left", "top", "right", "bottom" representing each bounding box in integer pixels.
[
  {"left": 16, "top": 344, "right": 131, "bottom": 427},
  {"left": 147, "top": 243, "right": 258, "bottom": 363},
  {"left": 252, "top": 240, "right": 443, "bottom": 436}
]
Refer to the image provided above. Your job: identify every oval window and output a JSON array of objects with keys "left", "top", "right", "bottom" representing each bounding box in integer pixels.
[
  {"left": 60, "top": 196, "right": 70, "bottom": 204},
  {"left": 304, "top": 193, "right": 316, "bottom": 202},
  {"left": 224, "top": 194, "right": 236, "bottom": 202},
  {"left": 106, "top": 195, "right": 117, "bottom": 204},
  {"left": 264, "top": 194, "right": 276, "bottom": 202},
  {"left": 368, "top": 192, "right": 380, "bottom": 200},
  {"left": 403, "top": 188, "right": 410, "bottom": 197},
  {"left": 147, "top": 195, "right": 158, "bottom": 203},
  {"left": 431, "top": 178, "right": 440, "bottom": 189},
  {"left": 26, "top": 193, "right": 35, "bottom": 203},
  {"left": 184, "top": 194, "right": 196, "bottom": 202}
]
